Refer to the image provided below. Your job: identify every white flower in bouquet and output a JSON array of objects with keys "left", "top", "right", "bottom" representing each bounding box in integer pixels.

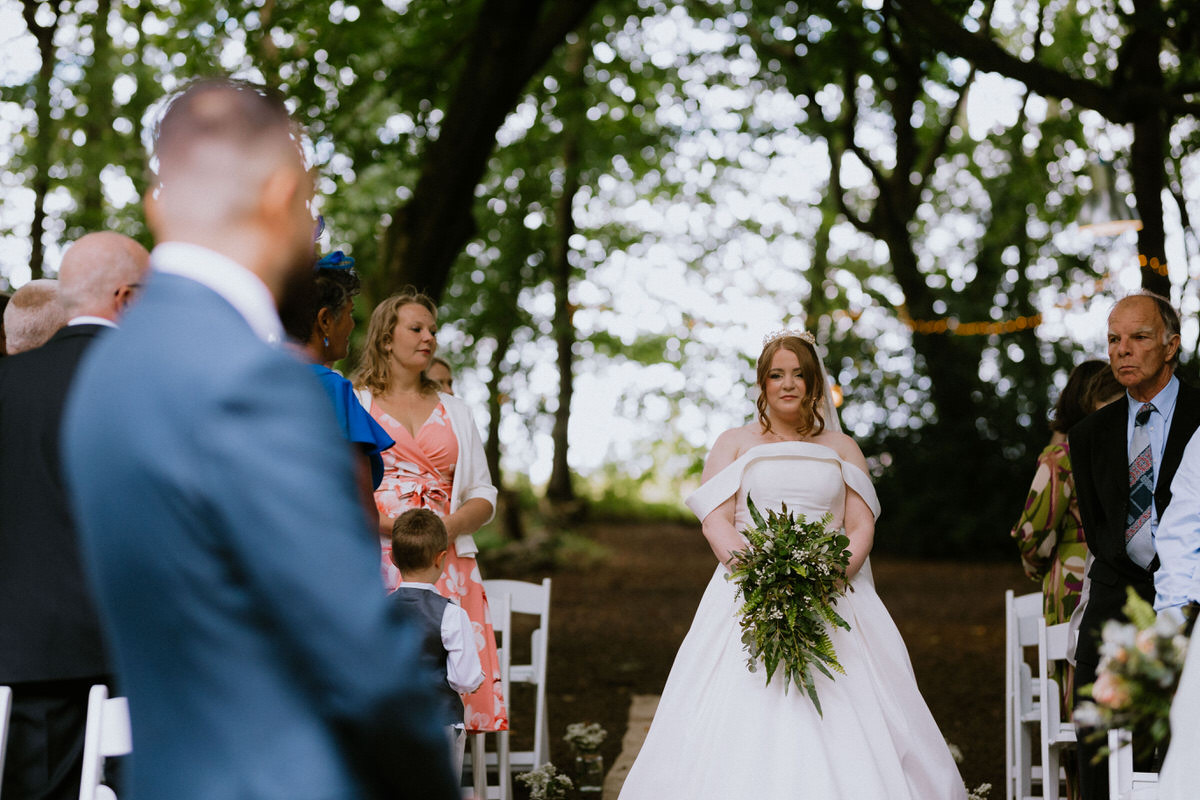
[
  {"left": 515, "top": 764, "right": 573, "bottom": 800},
  {"left": 1074, "top": 588, "right": 1189, "bottom": 757}
]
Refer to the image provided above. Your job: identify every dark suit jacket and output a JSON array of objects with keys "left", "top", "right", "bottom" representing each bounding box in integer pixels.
[
  {"left": 0, "top": 323, "right": 111, "bottom": 684},
  {"left": 1070, "top": 377, "right": 1200, "bottom": 675},
  {"left": 61, "top": 272, "right": 456, "bottom": 800}
]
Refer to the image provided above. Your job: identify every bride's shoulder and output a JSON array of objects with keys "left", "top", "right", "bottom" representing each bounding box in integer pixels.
[{"left": 811, "top": 429, "right": 868, "bottom": 470}]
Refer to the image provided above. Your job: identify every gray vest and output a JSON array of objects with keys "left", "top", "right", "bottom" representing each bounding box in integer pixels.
[{"left": 390, "top": 586, "right": 463, "bottom": 726}]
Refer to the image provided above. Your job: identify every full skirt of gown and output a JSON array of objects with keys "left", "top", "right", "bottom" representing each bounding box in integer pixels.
[{"left": 618, "top": 442, "right": 966, "bottom": 800}]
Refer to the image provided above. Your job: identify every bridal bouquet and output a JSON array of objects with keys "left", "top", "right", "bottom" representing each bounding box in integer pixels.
[
  {"left": 1073, "top": 588, "right": 1189, "bottom": 757},
  {"left": 727, "top": 496, "right": 853, "bottom": 714}
]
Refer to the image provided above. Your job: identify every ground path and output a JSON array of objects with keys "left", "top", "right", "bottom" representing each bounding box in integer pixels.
[{"left": 484, "top": 520, "right": 1030, "bottom": 796}]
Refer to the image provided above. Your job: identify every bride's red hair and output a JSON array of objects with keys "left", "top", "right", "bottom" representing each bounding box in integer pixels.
[{"left": 755, "top": 336, "right": 826, "bottom": 438}]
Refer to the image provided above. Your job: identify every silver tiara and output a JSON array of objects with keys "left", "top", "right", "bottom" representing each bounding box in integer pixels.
[{"left": 762, "top": 328, "right": 815, "bottom": 347}]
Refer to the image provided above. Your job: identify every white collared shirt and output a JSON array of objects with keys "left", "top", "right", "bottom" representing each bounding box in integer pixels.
[
  {"left": 150, "top": 242, "right": 284, "bottom": 345},
  {"left": 403, "top": 582, "right": 485, "bottom": 695},
  {"left": 67, "top": 316, "right": 118, "bottom": 329},
  {"left": 1155, "top": 426, "right": 1200, "bottom": 611}
]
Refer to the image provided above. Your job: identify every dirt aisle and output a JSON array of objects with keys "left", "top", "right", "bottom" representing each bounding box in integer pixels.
[{"left": 490, "top": 520, "right": 1031, "bottom": 794}]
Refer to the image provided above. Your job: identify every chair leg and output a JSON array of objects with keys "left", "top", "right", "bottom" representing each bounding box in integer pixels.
[{"left": 471, "top": 733, "right": 486, "bottom": 800}]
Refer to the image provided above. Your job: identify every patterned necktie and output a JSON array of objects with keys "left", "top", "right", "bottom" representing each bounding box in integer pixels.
[{"left": 1126, "top": 402, "right": 1157, "bottom": 569}]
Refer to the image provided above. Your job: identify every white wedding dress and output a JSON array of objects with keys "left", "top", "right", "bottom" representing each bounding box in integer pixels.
[{"left": 618, "top": 442, "right": 967, "bottom": 800}]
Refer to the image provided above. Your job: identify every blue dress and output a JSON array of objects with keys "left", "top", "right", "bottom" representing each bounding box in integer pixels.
[{"left": 310, "top": 365, "right": 394, "bottom": 488}]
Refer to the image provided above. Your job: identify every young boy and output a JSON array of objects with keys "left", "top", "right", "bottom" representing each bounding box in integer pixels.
[{"left": 389, "top": 508, "right": 485, "bottom": 727}]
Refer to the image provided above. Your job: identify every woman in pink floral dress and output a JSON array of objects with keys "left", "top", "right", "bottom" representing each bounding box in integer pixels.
[{"left": 353, "top": 290, "right": 506, "bottom": 733}]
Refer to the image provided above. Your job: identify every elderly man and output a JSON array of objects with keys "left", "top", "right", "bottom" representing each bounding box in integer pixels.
[
  {"left": 61, "top": 79, "right": 456, "bottom": 800},
  {"left": 1069, "top": 292, "right": 1200, "bottom": 800},
  {"left": 0, "top": 232, "right": 148, "bottom": 800},
  {"left": 4, "top": 278, "right": 68, "bottom": 354}
]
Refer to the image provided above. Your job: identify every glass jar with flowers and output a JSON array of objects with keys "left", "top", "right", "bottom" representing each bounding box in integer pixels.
[{"left": 563, "top": 722, "right": 607, "bottom": 796}]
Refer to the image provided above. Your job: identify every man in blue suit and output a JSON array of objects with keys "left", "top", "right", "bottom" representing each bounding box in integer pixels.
[{"left": 61, "top": 79, "right": 457, "bottom": 800}]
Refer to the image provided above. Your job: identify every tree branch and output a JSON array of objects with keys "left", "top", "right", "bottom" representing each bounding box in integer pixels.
[{"left": 893, "top": 0, "right": 1133, "bottom": 122}]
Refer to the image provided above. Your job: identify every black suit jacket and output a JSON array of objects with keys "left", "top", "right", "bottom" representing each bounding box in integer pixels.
[
  {"left": 0, "top": 323, "right": 112, "bottom": 683},
  {"left": 1070, "top": 377, "right": 1200, "bottom": 676}
]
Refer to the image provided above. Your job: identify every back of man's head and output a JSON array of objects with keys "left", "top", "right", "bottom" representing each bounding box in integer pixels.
[
  {"left": 5, "top": 279, "right": 67, "bottom": 354},
  {"left": 58, "top": 232, "right": 150, "bottom": 321},
  {"left": 150, "top": 79, "right": 301, "bottom": 234}
]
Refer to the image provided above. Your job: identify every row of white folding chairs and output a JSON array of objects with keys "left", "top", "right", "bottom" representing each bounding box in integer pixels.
[
  {"left": 1005, "top": 590, "right": 1077, "bottom": 800},
  {"left": 1007, "top": 589, "right": 1163, "bottom": 800},
  {"left": 462, "top": 577, "right": 552, "bottom": 800}
]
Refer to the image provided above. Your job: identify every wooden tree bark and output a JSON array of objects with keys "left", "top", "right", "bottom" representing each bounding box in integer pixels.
[
  {"left": 21, "top": 0, "right": 61, "bottom": 279},
  {"left": 895, "top": 0, "right": 1200, "bottom": 295},
  {"left": 78, "top": 0, "right": 114, "bottom": 235},
  {"left": 545, "top": 35, "right": 587, "bottom": 509},
  {"left": 375, "top": 0, "right": 600, "bottom": 303}
]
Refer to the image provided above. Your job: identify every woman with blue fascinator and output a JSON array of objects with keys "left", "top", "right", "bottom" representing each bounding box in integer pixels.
[{"left": 280, "top": 248, "right": 394, "bottom": 525}]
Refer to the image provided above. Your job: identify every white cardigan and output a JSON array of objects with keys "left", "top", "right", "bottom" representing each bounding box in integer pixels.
[{"left": 356, "top": 389, "right": 498, "bottom": 557}]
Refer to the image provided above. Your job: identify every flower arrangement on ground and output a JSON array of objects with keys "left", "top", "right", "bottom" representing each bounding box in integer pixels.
[
  {"left": 515, "top": 764, "right": 573, "bottom": 800},
  {"left": 1073, "top": 588, "right": 1189, "bottom": 757},
  {"left": 727, "top": 496, "right": 853, "bottom": 714},
  {"left": 563, "top": 722, "right": 607, "bottom": 753}
]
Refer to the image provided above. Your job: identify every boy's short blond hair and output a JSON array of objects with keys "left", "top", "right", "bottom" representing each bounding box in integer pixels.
[{"left": 390, "top": 508, "right": 448, "bottom": 572}]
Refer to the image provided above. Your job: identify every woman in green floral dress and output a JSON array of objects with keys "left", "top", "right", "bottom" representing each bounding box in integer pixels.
[{"left": 1011, "top": 361, "right": 1122, "bottom": 799}]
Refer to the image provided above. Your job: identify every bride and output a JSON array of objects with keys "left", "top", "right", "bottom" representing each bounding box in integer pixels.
[{"left": 618, "top": 330, "right": 967, "bottom": 800}]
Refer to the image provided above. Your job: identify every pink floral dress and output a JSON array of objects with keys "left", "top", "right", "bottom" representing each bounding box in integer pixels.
[{"left": 372, "top": 400, "right": 508, "bottom": 733}]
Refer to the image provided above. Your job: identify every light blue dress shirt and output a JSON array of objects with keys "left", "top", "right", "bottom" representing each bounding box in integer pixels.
[
  {"left": 1155, "top": 422, "right": 1200, "bottom": 611},
  {"left": 1127, "top": 374, "right": 1180, "bottom": 539}
]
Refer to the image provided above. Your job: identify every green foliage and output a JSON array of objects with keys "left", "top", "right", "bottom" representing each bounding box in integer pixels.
[{"left": 727, "top": 496, "right": 853, "bottom": 714}]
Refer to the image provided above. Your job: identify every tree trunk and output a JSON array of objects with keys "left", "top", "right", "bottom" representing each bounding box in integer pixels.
[
  {"left": 484, "top": 325, "right": 526, "bottom": 541},
  {"left": 78, "top": 0, "right": 114, "bottom": 234},
  {"left": 545, "top": 36, "right": 586, "bottom": 509},
  {"left": 374, "top": 0, "right": 600, "bottom": 303},
  {"left": 23, "top": 0, "right": 59, "bottom": 279},
  {"left": 1126, "top": 0, "right": 1169, "bottom": 296}
]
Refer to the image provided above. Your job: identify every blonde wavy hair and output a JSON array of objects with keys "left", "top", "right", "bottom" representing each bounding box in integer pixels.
[
  {"left": 352, "top": 288, "right": 441, "bottom": 396},
  {"left": 755, "top": 335, "right": 826, "bottom": 438}
]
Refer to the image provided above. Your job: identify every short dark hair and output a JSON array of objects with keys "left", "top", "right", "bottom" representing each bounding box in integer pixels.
[
  {"left": 280, "top": 266, "right": 361, "bottom": 343},
  {"left": 153, "top": 78, "right": 294, "bottom": 172},
  {"left": 390, "top": 508, "right": 448, "bottom": 572},
  {"left": 1050, "top": 360, "right": 1108, "bottom": 433}
]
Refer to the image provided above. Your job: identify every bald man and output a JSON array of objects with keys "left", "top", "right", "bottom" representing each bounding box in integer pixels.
[
  {"left": 4, "top": 278, "right": 67, "bottom": 354},
  {"left": 61, "top": 79, "right": 456, "bottom": 800},
  {"left": 0, "top": 232, "right": 149, "bottom": 800}
]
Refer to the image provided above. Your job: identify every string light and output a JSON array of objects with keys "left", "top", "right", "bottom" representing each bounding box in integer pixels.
[{"left": 889, "top": 256, "right": 1166, "bottom": 336}]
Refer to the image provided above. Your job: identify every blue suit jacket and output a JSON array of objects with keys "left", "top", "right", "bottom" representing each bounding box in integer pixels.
[{"left": 62, "top": 272, "right": 457, "bottom": 800}]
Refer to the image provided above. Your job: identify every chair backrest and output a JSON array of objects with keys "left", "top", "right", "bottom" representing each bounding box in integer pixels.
[
  {"left": 0, "top": 684, "right": 12, "bottom": 799},
  {"left": 483, "top": 578, "right": 551, "bottom": 771},
  {"left": 1005, "top": 590, "right": 1044, "bottom": 800},
  {"left": 79, "top": 684, "right": 133, "bottom": 800},
  {"left": 1108, "top": 728, "right": 1160, "bottom": 800}
]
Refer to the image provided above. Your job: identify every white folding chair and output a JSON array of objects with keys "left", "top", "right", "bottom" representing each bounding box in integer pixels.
[
  {"left": 467, "top": 593, "right": 511, "bottom": 800},
  {"left": 483, "top": 578, "right": 551, "bottom": 776},
  {"left": 78, "top": 684, "right": 132, "bottom": 800},
  {"left": 1006, "top": 590, "right": 1045, "bottom": 800},
  {"left": 0, "top": 685, "right": 12, "bottom": 799},
  {"left": 1108, "top": 728, "right": 1158, "bottom": 800},
  {"left": 1037, "top": 620, "right": 1078, "bottom": 800}
]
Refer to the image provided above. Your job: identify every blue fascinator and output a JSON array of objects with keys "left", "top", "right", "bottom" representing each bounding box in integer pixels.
[{"left": 316, "top": 250, "right": 356, "bottom": 270}]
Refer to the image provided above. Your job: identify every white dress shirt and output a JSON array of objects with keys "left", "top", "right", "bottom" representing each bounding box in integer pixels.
[
  {"left": 1155, "top": 425, "right": 1200, "bottom": 612},
  {"left": 151, "top": 242, "right": 284, "bottom": 345},
  {"left": 67, "top": 316, "right": 118, "bottom": 329},
  {"left": 404, "top": 582, "right": 485, "bottom": 695}
]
